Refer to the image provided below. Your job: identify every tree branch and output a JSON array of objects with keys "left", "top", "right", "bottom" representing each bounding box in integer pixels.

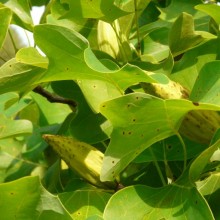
[{"left": 33, "top": 85, "right": 77, "bottom": 109}]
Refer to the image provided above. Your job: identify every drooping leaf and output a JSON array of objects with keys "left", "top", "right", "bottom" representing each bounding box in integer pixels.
[
  {"left": 190, "top": 61, "right": 220, "bottom": 105},
  {"left": 195, "top": 4, "right": 220, "bottom": 25},
  {"left": 171, "top": 38, "right": 220, "bottom": 91},
  {"left": 0, "top": 176, "right": 72, "bottom": 219},
  {"left": 100, "top": 93, "right": 220, "bottom": 181},
  {"left": 0, "top": 58, "right": 45, "bottom": 94},
  {"left": 103, "top": 184, "right": 214, "bottom": 220},
  {"left": 59, "top": 189, "right": 111, "bottom": 219},
  {"left": 189, "top": 136, "right": 220, "bottom": 183},
  {"left": 197, "top": 173, "right": 220, "bottom": 220},
  {"left": 0, "top": 6, "right": 12, "bottom": 49},
  {"left": 3, "top": 0, "right": 33, "bottom": 30},
  {"left": 16, "top": 47, "right": 48, "bottom": 69}
]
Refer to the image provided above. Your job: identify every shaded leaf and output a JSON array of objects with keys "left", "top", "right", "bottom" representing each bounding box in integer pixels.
[
  {"left": 59, "top": 189, "right": 111, "bottom": 219},
  {"left": 197, "top": 173, "right": 220, "bottom": 220},
  {"left": 190, "top": 61, "right": 220, "bottom": 105},
  {"left": 189, "top": 136, "right": 220, "bottom": 183}
]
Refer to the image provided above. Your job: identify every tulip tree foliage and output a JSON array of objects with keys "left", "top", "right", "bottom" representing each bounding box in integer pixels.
[{"left": 0, "top": 0, "right": 220, "bottom": 219}]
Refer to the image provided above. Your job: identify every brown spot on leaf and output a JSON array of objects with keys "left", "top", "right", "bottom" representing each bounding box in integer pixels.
[{"left": 192, "top": 102, "right": 199, "bottom": 106}]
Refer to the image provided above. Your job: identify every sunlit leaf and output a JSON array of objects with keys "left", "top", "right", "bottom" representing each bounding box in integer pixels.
[
  {"left": 103, "top": 185, "right": 214, "bottom": 220},
  {"left": 0, "top": 6, "right": 12, "bottom": 49},
  {"left": 0, "top": 114, "right": 32, "bottom": 139},
  {"left": 100, "top": 93, "right": 220, "bottom": 181},
  {"left": 61, "top": 0, "right": 129, "bottom": 22},
  {"left": 0, "top": 176, "right": 72, "bottom": 219}
]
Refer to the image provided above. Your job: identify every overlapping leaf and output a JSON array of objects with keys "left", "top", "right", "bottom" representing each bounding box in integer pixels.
[
  {"left": 34, "top": 24, "right": 168, "bottom": 112},
  {"left": 103, "top": 184, "right": 214, "bottom": 220},
  {"left": 100, "top": 93, "right": 220, "bottom": 181}
]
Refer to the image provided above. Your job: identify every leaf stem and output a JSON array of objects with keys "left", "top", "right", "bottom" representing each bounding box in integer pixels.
[
  {"left": 149, "top": 148, "right": 166, "bottom": 186},
  {"left": 176, "top": 133, "right": 187, "bottom": 172},
  {"left": 33, "top": 85, "right": 77, "bottom": 111}
]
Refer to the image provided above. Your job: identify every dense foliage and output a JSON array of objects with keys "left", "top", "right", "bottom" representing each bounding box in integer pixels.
[{"left": 0, "top": 0, "right": 220, "bottom": 219}]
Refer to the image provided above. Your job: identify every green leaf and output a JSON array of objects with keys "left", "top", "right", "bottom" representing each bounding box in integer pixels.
[
  {"left": 141, "top": 27, "right": 169, "bottom": 63},
  {"left": 51, "top": 80, "right": 109, "bottom": 143},
  {"left": 34, "top": 24, "right": 169, "bottom": 112},
  {"left": 31, "top": 91, "right": 72, "bottom": 126},
  {"left": 0, "top": 114, "right": 32, "bottom": 139},
  {"left": 134, "top": 135, "right": 207, "bottom": 162},
  {"left": 195, "top": 4, "right": 220, "bottom": 26},
  {"left": 0, "top": 58, "right": 45, "bottom": 94},
  {"left": 189, "top": 138, "right": 220, "bottom": 183},
  {"left": 171, "top": 38, "right": 220, "bottom": 91},
  {"left": 61, "top": 0, "right": 129, "bottom": 23},
  {"left": 59, "top": 189, "right": 111, "bottom": 219},
  {"left": 103, "top": 185, "right": 214, "bottom": 220},
  {"left": 158, "top": 0, "right": 207, "bottom": 26},
  {"left": 197, "top": 173, "right": 220, "bottom": 220},
  {"left": 3, "top": 0, "right": 33, "bottom": 30},
  {"left": 0, "top": 176, "right": 72, "bottom": 219},
  {"left": 16, "top": 47, "right": 49, "bottom": 69},
  {"left": 100, "top": 93, "right": 220, "bottom": 181},
  {"left": 0, "top": 6, "right": 12, "bottom": 49},
  {"left": 190, "top": 61, "right": 220, "bottom": 105},
  {"left": 169, "top": 12, "right": 213, "bottom": 57}
]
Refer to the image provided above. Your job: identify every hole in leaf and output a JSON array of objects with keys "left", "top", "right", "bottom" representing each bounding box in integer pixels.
[
  {"left": 132, "top": 118, "right": 136, "bottom": 122},
  {"left": 112, "top": 160, "right": 115, "bottom": 164},
  {"left": 122, "top": 131, "right": 125, "bottom": 135},
  {"left": 128, "top": 131, "right": 132, "bottom": 135}
]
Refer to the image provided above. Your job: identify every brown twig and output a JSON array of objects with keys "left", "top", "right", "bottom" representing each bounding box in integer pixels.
[{"left": 33, "top": 85, "right": 77, "bottom": 109}]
